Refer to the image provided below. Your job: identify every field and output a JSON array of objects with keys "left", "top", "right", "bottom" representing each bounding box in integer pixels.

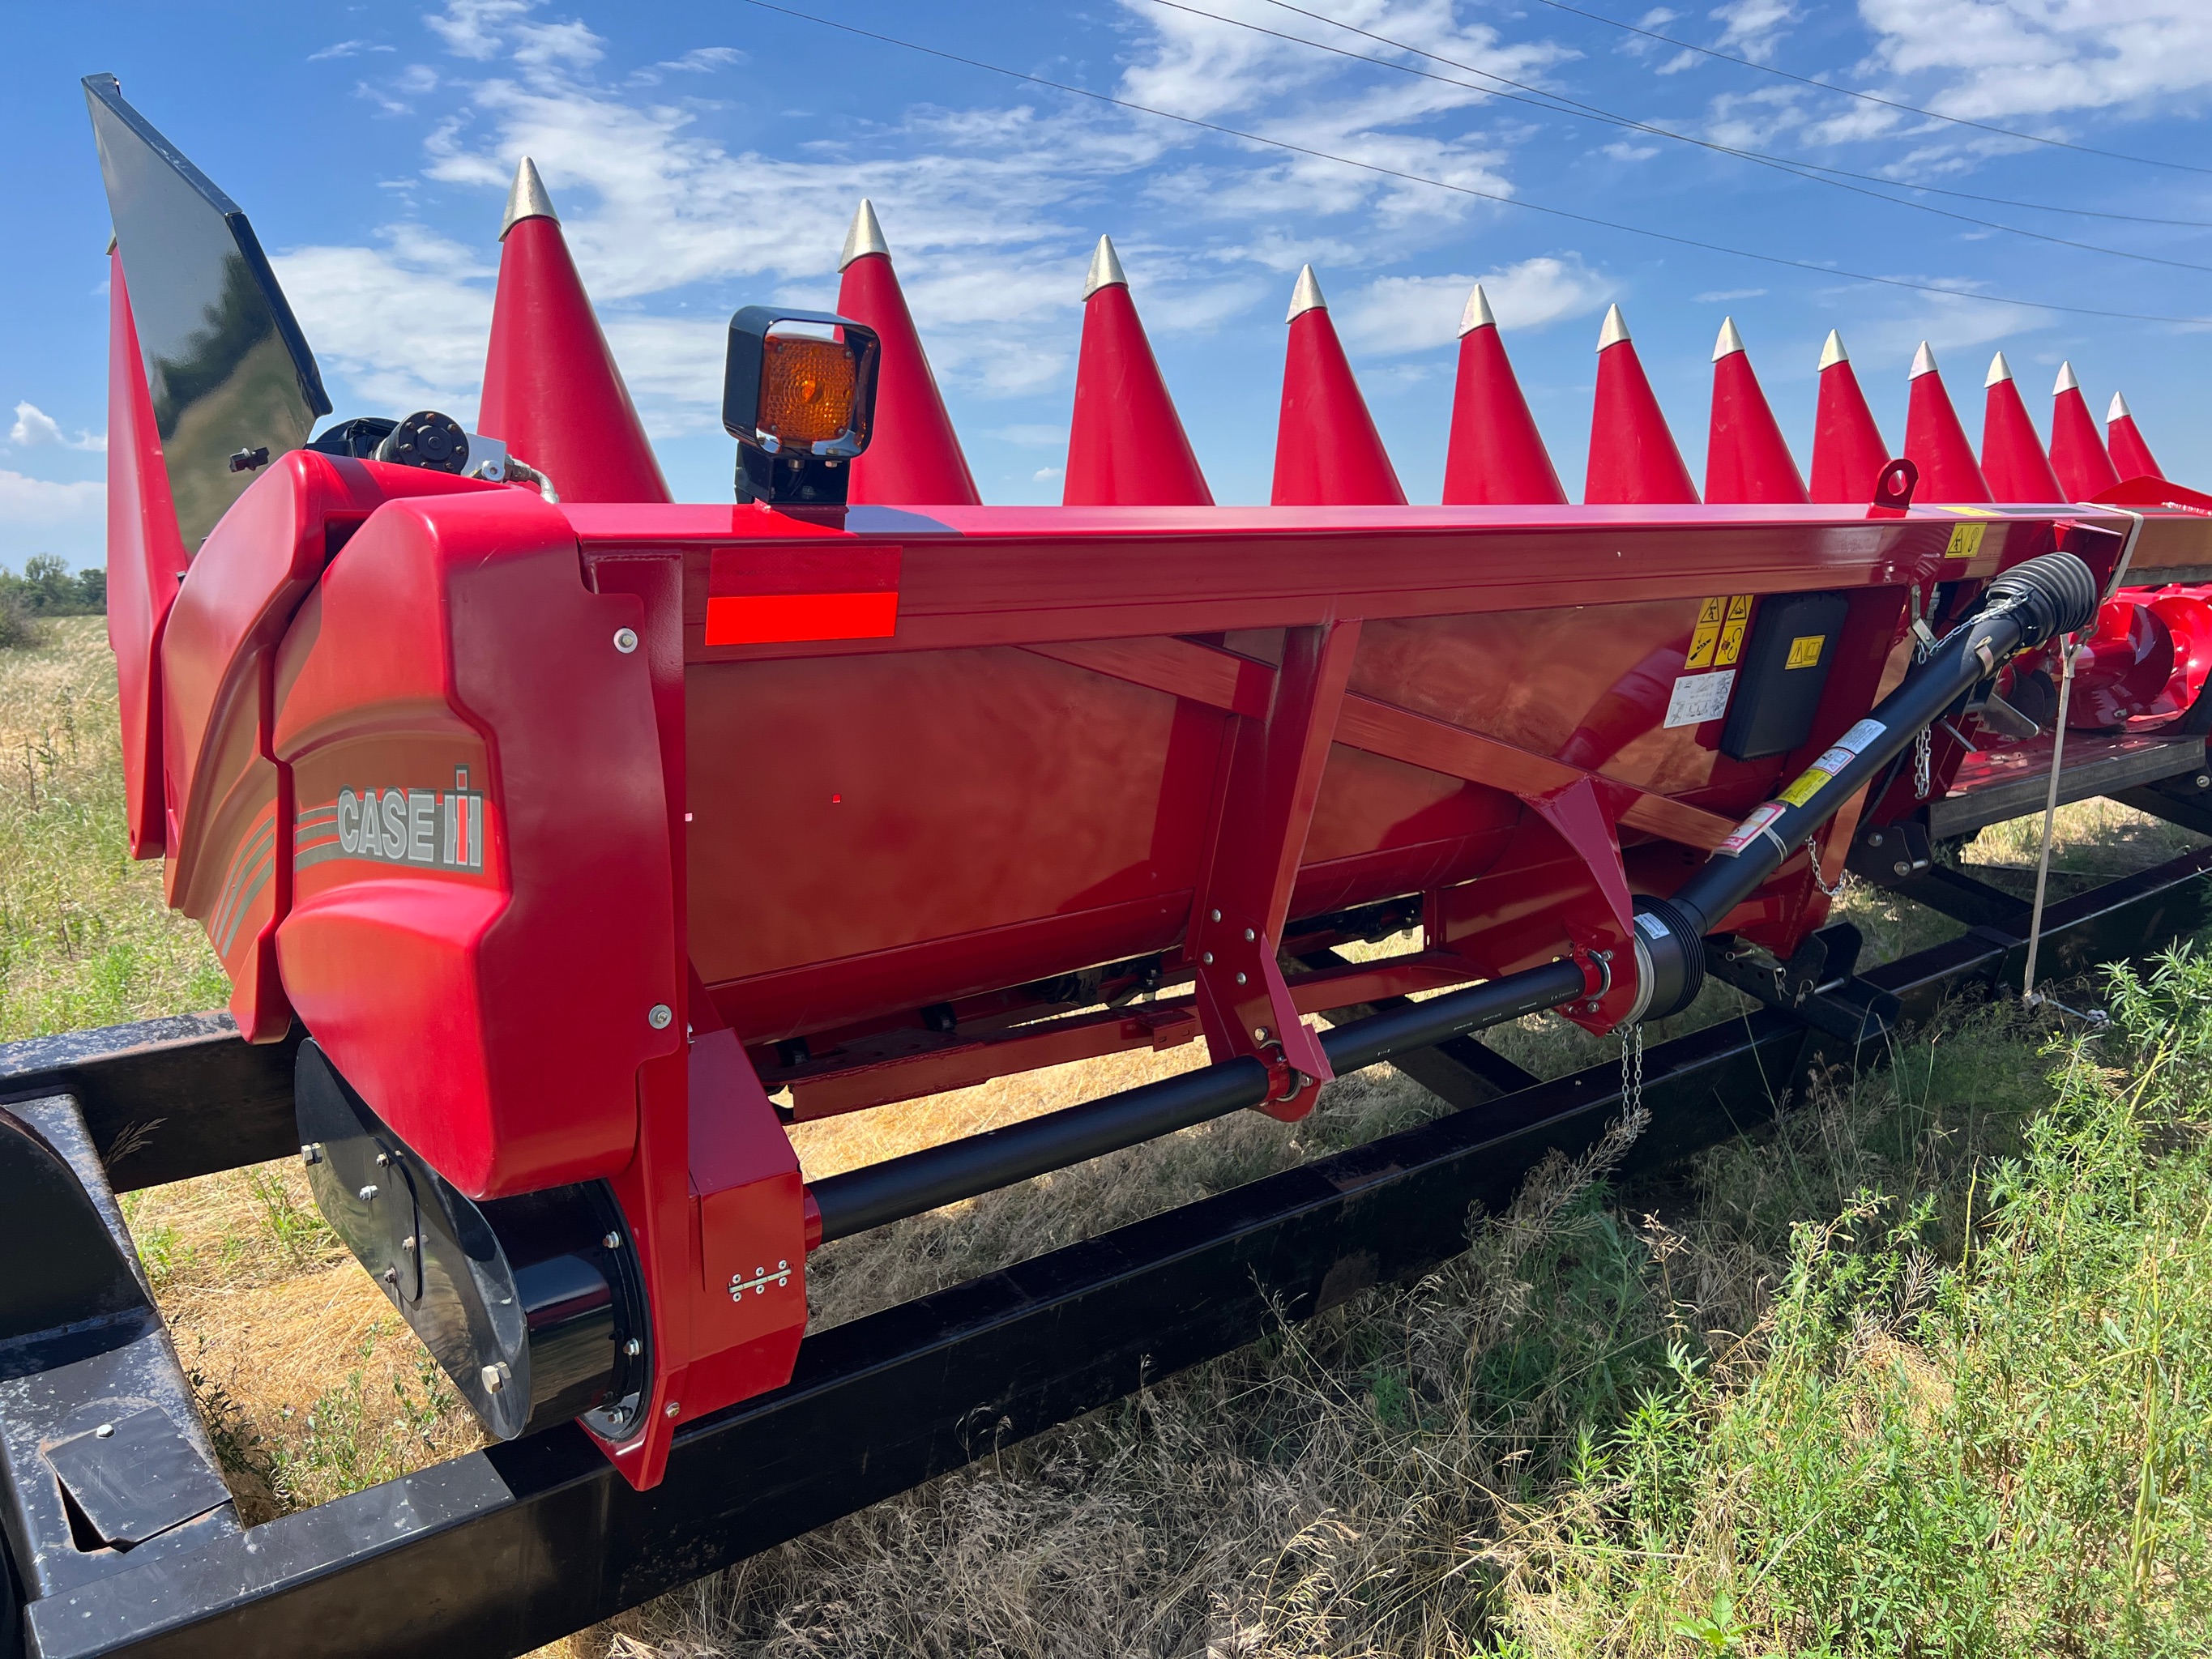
[{"left": 7, "top": 612, "right": 2212, "bottom": 1656}]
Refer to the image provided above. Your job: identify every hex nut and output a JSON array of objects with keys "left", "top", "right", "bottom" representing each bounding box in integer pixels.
[
  {"left": 648, "top": 1003, "right": 674, "bottom": 1030},
  {"left": 624, "top": 1337, "right": 643, "bottom": 1358},
  {"left": 664, "top": 1401, "right": 681, "bottom": 1418},
  {"left": 603, "top": 1230, "right": 623, "bottom": 1250},
  {"left": 300, "top": 1142, "right": 322, "bottom": 1166},
  {"left": 481, "top": 1363, "right": 510, "bottom": 1395},
  {"left": 613, "top": 627, "right": 639, "bottom": 655}
]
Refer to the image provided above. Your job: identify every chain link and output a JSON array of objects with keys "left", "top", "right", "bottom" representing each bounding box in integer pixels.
[
  {"left": 1620, "top": 1021, "right": 1644, "bottom": 1118},
  {"left": 1910, "top": 583, "right": 1936, "bottom": 800}
]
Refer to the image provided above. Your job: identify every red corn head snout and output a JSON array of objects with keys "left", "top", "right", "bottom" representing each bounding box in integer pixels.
[
  {"left": 1704, "top": 318, "right": 1808, "bottom": 505},
  {"left": 479, "top": 158, "right": 670, "bottom": 503},
  {"left": 835, "top": 200, "right": 981, "bottom": 505},
  {"left": 1585, "top": 305, "right": 1698, "bottom": 505},
  {"left": 1063, "top": 237, "right": 1213, "bottom": 506},
  {"left": 1441, "top": 284, "right": 1565, "bottom": 505},
  {"left": 2107, "top": 390, "right": 2166, "bottom": 482},
  {"left": 1808, "top": 331, "right": 1888, "bottom": 504},
  {"left": 1270, "top": 267, "right": 1405, "bottom": 507},
  {"left": 1902, "top": 343, "right": 1991, "bottom": 504},
  {"left": 1979, "top": 352, "right": 2064, "bottom": 502},
  {"left": 2048, "top": 363, "right": 2120, "bottom": 500}
]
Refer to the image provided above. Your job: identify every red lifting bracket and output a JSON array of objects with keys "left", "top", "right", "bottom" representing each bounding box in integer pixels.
[
  {"left": 1185, "top": 619, "right": 1360, "bottom": 1120},
  {"left": 1530, "top": 775, "right": 1646, "bottom": 1035}
]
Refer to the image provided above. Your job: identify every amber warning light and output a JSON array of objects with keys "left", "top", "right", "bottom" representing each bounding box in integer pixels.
[{"left": 723, "top": 305, "right": 882, "bottom": 510}]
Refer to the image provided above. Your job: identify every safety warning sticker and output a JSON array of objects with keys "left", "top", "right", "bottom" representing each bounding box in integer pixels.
[
  {"left": 1715, "top": 593, "right": 1753, "bottom": 667},
  {"left": 1664, "top": 669, "right": 1736, "bottom": 728},
  {"left": 1687, "top": 593, "right": 1754, "bottom": 670},
  {"left": 1777, "top": 767, "right": 1834, "bottom": 808},
  {"left": 1716, "top": 801, "right": 1787, "bottom": 857}
]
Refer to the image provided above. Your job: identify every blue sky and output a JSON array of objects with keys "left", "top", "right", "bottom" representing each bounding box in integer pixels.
[{"left": 6, "top": 0, "right": 2212, "bottom": 567}]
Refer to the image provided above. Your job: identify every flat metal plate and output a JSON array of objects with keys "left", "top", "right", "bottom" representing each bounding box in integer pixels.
[
  {"left": 1931, "top": 733, "right": 2206, "bottom": 840},
  {"left": 44, "top": 1406, "right": 229, "bottom": 1547}
]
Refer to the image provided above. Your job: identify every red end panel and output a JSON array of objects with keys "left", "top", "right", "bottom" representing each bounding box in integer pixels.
[
  {"left": 105, "top": 251, "right": 189, "bottom": 860},
  {"left": 836, "top": 252, "right": 981, "bottom": 506},
  {"left": 160, "top": 454, "right": 496, "bottom": 1038},
  {"left": 2051, "top": 384, "right": 2121, "bottom": 500},
  {"left": 1063, "top": 284, "right": 1214, "bottom": 507},
  {"left": 1586, "top": 339, "right": 1698, "bottom": 505},
  {"left": 479, "top": 215, "right": 672, "bottom": 505},
  {"left": 1441, "top": 318, "right": 1567, "bottom": 505},
  {"left": 1808, "top": 358, "right": 1889, "bottom": 505},
  {"left": 1270, "top": 307, "right": 1407, "bottom": 507},
  {"left": 1705, "top": 345, "right": 1808, "bottom": 505},
  {"left": 1903, "top": 360, "right": 1992, "bottom": 504},
  {"left": 2108, "top": 398, "right": 2166, "bottom": 484},
  {"left": 1980, "top": 374, "right": 2065, "bottom": 503},
  {"left": 272, "top": 491, "right": 680, "bottom": 1197}
]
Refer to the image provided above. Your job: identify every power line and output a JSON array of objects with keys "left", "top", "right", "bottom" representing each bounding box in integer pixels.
[
  {"left": 1252, "top": 0, "right": 2212, "bottom": 228},
  {"left": 733, "top": 0, "right": 2212, "bottom": 326},
  {"left": 1534, "top": 0, "right": 2212, "bottom": 177},
  {"left": 1193, "top": 0, "right": 2212, "bottom": 271}
]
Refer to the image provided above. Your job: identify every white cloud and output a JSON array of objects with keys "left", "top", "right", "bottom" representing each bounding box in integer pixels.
[
  {"left": 654, "top": 46, "right": 742, "bottom": 74},
  {"left": 0, "top": 471, "right": 105, "bottom": 565},
  {"left": 1334, "top": 256, "right": 1616, "bottom": 354},
  {"left": 1859, "top": 0, "right": 2212, "bottom": 122},
  {"left": 1710, "top": 0, "right": 1796, "bottom": 64},
  {"left": 1823, "top": 281, "right": 2056, "bottom": 365},
  {"left": 1601, "top": 140, "right": 1660, "bottom": 160},
  {"left": 9, "top": 403, "right": 105, "bottom": 452},
  {"left": 1695, "top": 287, "right": 1769, "bottom": 301},
  {"left": 310, "top": 40, "right": 395, "bottom": 61}
]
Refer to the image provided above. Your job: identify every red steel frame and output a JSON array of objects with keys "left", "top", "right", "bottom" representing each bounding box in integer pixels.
[{"left": 135, "top": 453, "right": 2186, "bottom": 1488}]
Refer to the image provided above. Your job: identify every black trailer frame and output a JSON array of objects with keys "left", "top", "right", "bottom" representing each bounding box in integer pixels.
[{"left": 3, "top": 817, "right": 2210, "bottom": 1659}]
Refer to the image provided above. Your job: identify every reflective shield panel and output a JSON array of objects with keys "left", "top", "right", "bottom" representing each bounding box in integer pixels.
[{"left": 83, "top": 74, "right": 331, "bottom": 551}]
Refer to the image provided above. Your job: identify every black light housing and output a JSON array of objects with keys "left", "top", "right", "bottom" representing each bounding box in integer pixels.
[{"left": 722, "top": 305, "right": 882, "bottom": 509}]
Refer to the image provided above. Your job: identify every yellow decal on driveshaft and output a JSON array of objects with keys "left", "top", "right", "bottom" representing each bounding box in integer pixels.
[
  {"left": 1715, "top": 593, "right": 1753, "bottom": 667},
  {"left": 1778, "top": 766, "right": 1834, "bottom": 808},
  {"left": 1785, "top": 633, "right": 1826, "bottom": 670}
]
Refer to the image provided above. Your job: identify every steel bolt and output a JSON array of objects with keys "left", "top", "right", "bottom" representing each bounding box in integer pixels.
[
  {"left": 375, "top": 1151, "right": 391, "bottom": 1167},
  {"left": 1234, "top": 971, "right": 1248, "bottom": 985},
  {"left": 1584, "top": 1000, "right": 1601, "bottom": 1014},
  {"left": 383, "top": 1268, "right": 399, "bottom": 1286},
  {"left": 613, "top": 627, "right": 639, "bottom": 655},
  {"left": 1253, "top": 1026, "right": 1270, "bottom": 1041},
  {"left": 481, "top": 1363, "right": 510, "bottom": 1395},
  {"left": 1893, "top": 859, "right": 1911, "bottom": 876},
  {"left": 359, "top": 1183, "right": 378, "bottom": 1203},
  {"left": 403, "top": 1235, "right": 418, "bottom": 1253},
  {"left": 1210, "top": 909, "right": 1222, "bottom": 923},
  {"left": 94, "top": 1422, "right": 114, "bottom": 1439},
  {"left": 1201, "top": 952, "right": 1214, "bottom": 965},
  {"left": 2197, "top": 774, "right": 2210, "bottom": 789},
  {"left": 1868, "top": 831, "right": 1885, "bottom": 847},
  {"left": 1244, "top": 928, "right": 1256, "bottom": 941},
  {"left": 664, "top": 1401, "right": 681, "bottom": 1418},
  {"left": 300, "top": 1142, "right": 322, "bottom": 1166},
  {"left": 649, "top": 1003, "right": 674, "bottom": 1030},
  {"left": 624, "top": 1337, "right": 643, "bottom": 1358},
  {"left": 603, "top": 1231, "right": 623, "bottom": 1250}
]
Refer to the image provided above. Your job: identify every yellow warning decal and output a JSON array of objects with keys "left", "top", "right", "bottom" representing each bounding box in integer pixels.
[
  {"left": 1686, "top": 596, "right": 1724, "bottom": 670},
  {"left": 1785, "top": 633, "right": 1826, "bottom": 670},
  {"left": 1778, "top": 766, "right": 1834, "bottom": 808},
  {"left": 1715, "top": 594, "right": 1753, "bottom": 667},
  {"left": 1945, "top": 522, "right": 1987, "bottom": 559},
  {"left": 1689, "top": 594, "right": 1755, "bottom": 670}
]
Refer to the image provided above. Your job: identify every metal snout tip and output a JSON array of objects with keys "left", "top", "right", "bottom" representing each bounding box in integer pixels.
[
  {"left": 840, "top": 198, "right": 890, "bottom": 271},
  {"left": 500, "top": 156, "right": 559, "bottom": 241},
  {"left": 1285, "top": 262, "right": 1326, "bottom": 322},
  {"left": 1083, "top": 234, "right": 1129, "bottom": 300}
]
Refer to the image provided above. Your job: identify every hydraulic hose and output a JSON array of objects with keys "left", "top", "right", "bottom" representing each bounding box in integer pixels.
[{"left": 1632, "top": 550, "right": 2099, "bottom": 1020}]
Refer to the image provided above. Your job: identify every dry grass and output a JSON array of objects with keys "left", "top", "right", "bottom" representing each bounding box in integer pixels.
[{"left": 8, "top": 616, "right": 2210, "bottom": 1655}]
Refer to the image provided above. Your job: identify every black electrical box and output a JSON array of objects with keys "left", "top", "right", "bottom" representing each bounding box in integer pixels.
[{"left": 1719, "top": 591, "right": 1851, "bottom": 761}]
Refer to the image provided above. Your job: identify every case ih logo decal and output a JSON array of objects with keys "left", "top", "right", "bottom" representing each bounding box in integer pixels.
[{"left": 296, "top": 769, "right": 487, "bottom": 872}]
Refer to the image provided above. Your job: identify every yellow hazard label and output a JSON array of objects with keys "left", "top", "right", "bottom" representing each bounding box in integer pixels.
[
  {"left": 1778, "top": 766, "right": 1833, "bottom": 808},
  {"left": 1689, "top": 595, "right": 1754, "bottom": 670},
  {"left": 1785, "top": 633, "right": 1826, "bottom": 670},
  {"left": 1945, "top": 522, "right": 1987, "bottom": 559}
]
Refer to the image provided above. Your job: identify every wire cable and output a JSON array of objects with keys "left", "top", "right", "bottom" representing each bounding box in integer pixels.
[
  {"left": 1254, "top": 0, "right": 2212, "bottom": 228},
  {"left": 1533, "top": 0, "right": 2212, "bottom": 177},
  {"left": 733, "top": 0, "right": 2212, "bottom": 326},
  {"left": 1182, "top": 0, "right": 2212, "bottom": 271}
]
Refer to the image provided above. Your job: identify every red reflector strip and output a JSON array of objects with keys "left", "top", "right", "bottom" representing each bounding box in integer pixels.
[{"left": 704, "top": 590, "right": 900, "bottom": 646}]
